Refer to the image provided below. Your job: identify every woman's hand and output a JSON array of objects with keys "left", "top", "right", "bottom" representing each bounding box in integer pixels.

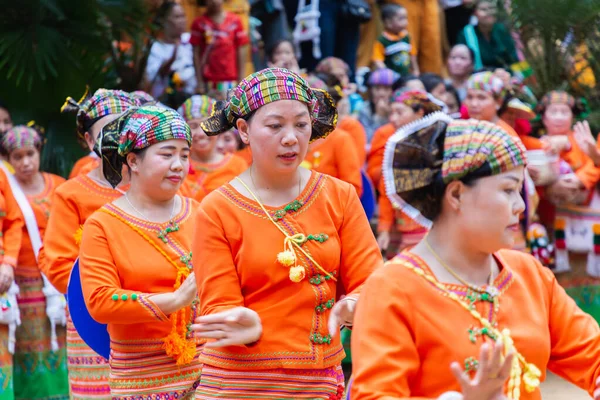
[
  {"left": 377, "top": 231, "right": 391, "bottom": 251},
  {"left": 541, "top": 135, "right": 571, "bottom": 155},
  {"left": 450, "top": 340, "right": 514, "bottom": 400},
  {"left": 546, "top": 175, "right": 583, "bottom": 205},
  {"left": 0, "top": 264, "right": 14, "bottom": 294},
  {"left": 574, "top": 121, "right": 600, "bottom": 166},
  {"left": 174, "top": 272, "right": 197, "bottom": 308},
  {"left": 191, "top": 307, "right": 262, "bottom": 348},
  {"left": 328, "top": 296, "right": 357, "bottom": 337}
]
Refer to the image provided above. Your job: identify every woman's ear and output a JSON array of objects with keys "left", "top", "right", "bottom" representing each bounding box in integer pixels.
[
  {"left": 126, "top": 152, "right": 139, "bottom": 173},
  {"left": 444, "top": 180, "right": 465, "bottom": 213},
  {"left": 236, "top": 119, "right": 250, "bottom": 145}
]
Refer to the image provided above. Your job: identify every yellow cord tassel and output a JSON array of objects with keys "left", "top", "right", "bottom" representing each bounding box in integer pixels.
[{"left": 277, "top": 234, "right": 308, "bottom": 282}]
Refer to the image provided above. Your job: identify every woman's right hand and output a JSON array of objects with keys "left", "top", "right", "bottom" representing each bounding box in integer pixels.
[
  {"left": 450, "top": 340, "right": 514, "bottom": 400},
  {"left": 174, "top": 272, "right": 197, "bottom": 308},
  {"left": 0, "top": 264, "right": 14, "bottom": 294},
  {"left": 191, "top": 307, "right": 262, "bottom": 348},
  {"left": 574, "top": 121, "right": 600, "bottom": 166}
]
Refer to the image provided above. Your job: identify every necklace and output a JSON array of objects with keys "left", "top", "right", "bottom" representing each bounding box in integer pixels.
[
  {"left": 248, "top": 167, "right": 302, "bottom": 205},
  {"left": 124, "top": 193, "right": 177, "bottom": 223},
  {"left": 424, "top": 237, "right": 498, "bottom": 296}
]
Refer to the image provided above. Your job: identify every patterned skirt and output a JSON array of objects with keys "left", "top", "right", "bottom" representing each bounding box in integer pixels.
[
  {"left": 109, "top": 342, "right": 202, "bottom": 399},
  {"left": 66, "top": 310, "right": 111, "bottom": 399},
  {"left": 0, "top": 325, "right": 13, "bottom": 400},
  {"left": 195, "top": 365, "right": 345, "bottom": 399},
  {"left": 14, "top": 274, "right": 69, "bottom": 400}
]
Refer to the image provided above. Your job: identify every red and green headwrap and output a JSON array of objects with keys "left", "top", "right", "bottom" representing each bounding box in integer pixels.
[
  {"left": 382, "top": 112, "right": 527, "bottom": 227},
  {"left": 61, "top": 88, "right": 143, "bottom": 142},
  {"left": 97, "top": 105, "right": 192, "bottom": 188},
  {"left": 1, "top": 125, "right": 43, "bottom": 155},
  {"left": 177, "top": 95, "right": 217, "bottom": 122},
  {"left": 466, "top": 71, "right": 508, "bottom": 100},
  {"left": 391, "top": 89, "right": 444, "bottom": 116},
  {"left": 201, "top": 68, "right": 338, "bottom": 141}
]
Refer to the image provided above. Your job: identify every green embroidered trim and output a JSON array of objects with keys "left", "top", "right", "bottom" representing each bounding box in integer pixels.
[
  {"left": 273, "top": 200, "right": 304, "bottom": 221},
  {"left": 315, "top": 299, "right": 335, "bottom": 313},
  {"left": 180, "top": 252, "right": 193, "bottom": 269},
  {"left": 158, "top": 221, "right": 180, "bottom": 243},
  {"left": 310, "top": 333, "right": 332, "bottom": 345},
  {"left": 307, "top": 233, "right": 329, "bottom": 243},
  {"left": 468, "top": 326, "right": 498, "bottom": 343}
]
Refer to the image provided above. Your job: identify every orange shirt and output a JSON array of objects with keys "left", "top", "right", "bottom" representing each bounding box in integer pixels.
[
  {"left": 338, "top": 116, "right": 368, "bottom": 166},
  {"left": 351, "top": 250, "right": 600, "bottom": 399},
  {"left": 302, "top": 128, "right": 363, "bottom": 195},
  {"left": 236, "top": 146, "right": 253, "bottom": 166},
  {"left": 15, "top": 173, "right": 65, "bottom": 278},
  {"left": 193, "top": 172, "right": 382, "bottom": 370},
  {"left": 79, "top": 198, "right": 199, "bottom": 351},
  {"left": 367, "top": 123, "right": 396, "bottom": 187},
  {"left": 561, "top": 131, "right": 600, "bottom": 190},
  {"left": 180, "top": 153, "right": 247, "bottom": 201},
  {"left": 69, "top": 154, "right": 100, "bottom": 179},
  {"left": 496, "top": 119, "right": 543, "bottom": 151},
  {"left": 38, "top": 174, "right": 127, "bottom": 294},
  {"left": 0, "top": 168, "right": 24, "bottom": 267}
]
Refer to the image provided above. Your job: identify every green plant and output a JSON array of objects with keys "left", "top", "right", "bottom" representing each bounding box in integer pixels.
[{"left": 0, "top": 0, "right": 152, "bottom": 176}]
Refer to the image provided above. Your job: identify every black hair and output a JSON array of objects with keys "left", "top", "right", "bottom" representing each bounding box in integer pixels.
[
  {"left": 392, "top": 74, "right": 420, "bottom": 91},
  {"left": 125, "top": 147, "right": 149, "bottom": 173},
  {"left": 444, "top": 83, "right": 461, "bottom": 109},
  {"left": 380, "top": 3, "right": 405, "bottom": 23},
  {"left": 0, "top": 100, "right": 9, "bottom": 113},
  {"left": 267, "top": 39, "right": 296, "bottom": 63},
  {"left": 154, "top": 1, "right": 178, "bottom": 26},
  {"left": 449, "top": 44, "right": 476, "bottom": 65},
  {"left": 420, "top": 73, "right": 445, "bottom": 94}
]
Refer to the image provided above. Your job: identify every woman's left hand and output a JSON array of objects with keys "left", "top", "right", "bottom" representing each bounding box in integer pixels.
[
  {"left": 0, "top": 264, "right": 14, "bottom": 294},
  {"left": 328, "top": 296, "right": 357, "bottom": 337}
]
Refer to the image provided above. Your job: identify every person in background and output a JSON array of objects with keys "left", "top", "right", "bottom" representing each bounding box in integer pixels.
[
  {"left": 457, "top": 0, "right": 518, "bottom": 70},
  {"left": 2, "top": 126, "right": 69, "bottom": 400},
  {"left": 442, "top": 83, "right": 462, "bottom": 117},
  {"left": 442, "top": 0, "right": 475, "bottom": 46},
  {"left": 267, "top": 39, "right": 301, "bottom": 73},
  {"left": 177, "top": 95, "right": 248, "bottom": 201},
  {"left": 420, "top": 73, "right": 447, "bottom": 100},
  {"left": 392, "top": 74, "right": 426, "bottom": 92},
  {"left": 368, "top": 90, "right": 443, "bottom": 186},
  {"left": 387, "top": 0, "right": 442, "bottom": 74},
  {"left": 145, "top": 2, "right": 197, "bottom": 99},
  {"left": 446, "top": 44, "right": 475, "bottom": 101},
  {"left": 358, "top": 68, "right": 399, "bottom": 145},
  {"left": 191, "top": 0, "right": 249, "bottom": 97},
  {"left": 372, "top": 4, "right": 419, "bottom": 77},
  {"left": 0, "top": 102, "right": 12, "bottom": 134}
]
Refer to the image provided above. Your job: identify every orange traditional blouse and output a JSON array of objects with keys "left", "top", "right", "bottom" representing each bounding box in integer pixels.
[
  {"left": 69, "top": 154, "right": 100, "bottom": 179},
  {"left": 0, "top": 168, "right": 25, "bottom": 268},
  {"left": 302, "top": 129, "right": 363, "bottom": 195},
  {"left": 38, "top": 174, "right": 127, "bottom": 294},
  {"left": 15, "top": 173, "right": 65, "bottom": 277},
  {"left": 193, "top": 172, "right": 382, "bottom": 370},
  {"left": 559, "top": 131, "right": 600, "bottom": 190},
  {"left": 338, "top": 116, "right": 367, "bottom": 166},
  {"left": 351, "top": 250, "right": 600, "bottom": 399},
  {"left": 367, "top": 123, "right": 395, "bottom": 187},
  {"left": 79, "top": 197, "right": 200, "bottom": 352},
  {"left": 179, "top": 153, "right": 247, "bottom": 201}
]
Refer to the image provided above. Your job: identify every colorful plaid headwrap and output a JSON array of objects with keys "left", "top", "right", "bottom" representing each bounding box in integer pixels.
[
  {"left": 177, "top": 95, "right": 217, "bottom": 122},
  {"left": 535, "top": 90, "right": 579, "bottom": 117},
  {"left": 391, "top": 89, "right": 443, "bottom": 115},
  {"left": 368, "top": 68, "right": 400, "bottom": 87},
  {"left": 382, "top": 112, "right": 527, "bottom": 227},
  {"left": 1, "top": 125, "right": 43, "bottom": 154},
  {"left": 315, "top": 57, "right": 350, "bottom": 75},
  {"left": 201, "top": 68, "right": 338, "bottom": 141},
  {"left": 466, "top": 71, "right": 508, "bottom": 100},
  {"left": 97, "top": 105, "right": 192, "bottom": 188},
  {"left": 61, "top": 88, "right": 143, "bottom": 141}
]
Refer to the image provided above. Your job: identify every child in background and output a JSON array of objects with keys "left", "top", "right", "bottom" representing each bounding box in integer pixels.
[
  {"left": 191, "top": 0, "right": 249, "bottom": 97},
  {"left": 358, "top": 68, "right": 399, "bottom": 145},
  {"left": 267, "top": 39, "right": 301, "bottom": 74},
  {"left": 177, "top": 95, "right": 248, "bottom": 201},
  {"left": 372, "top": 4, "right": 419, "bottom": 77}
]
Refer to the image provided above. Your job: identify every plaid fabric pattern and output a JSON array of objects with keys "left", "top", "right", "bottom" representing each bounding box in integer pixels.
[
  {"left": 74, "top": 89, "right": 141, "bottom": 138},
  {"left": 391, "top": 90, "right": 442, "bottom": 115},
  {"left": 539, "top": 90, "right": 575, "bottom": 108},
  {"left": 368, "top": 68, "right": 400, "bottom": 87},
  {"left": 466, "top": 71, "right": 508, "bottom": 100},
  {"left": 442, "top": 119, "right": 527, "bottom": 183},
  {"left": 1, "top": 126, "right": 42, "bottom": 154},
  {"left": 177, "top": 95, "right": 217, "bottom": 122}
]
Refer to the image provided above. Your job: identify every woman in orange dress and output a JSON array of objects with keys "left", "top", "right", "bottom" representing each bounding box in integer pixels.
[
  {"left": 1, "top": 126, "right": 69, "bottom": 400},
  {"left": 79, "top": 106, "right": 201, "bottom": 399},
  {"left": 176, "top": 95, "right": 248, "bottom": 201},
  {"left": 351, "top": 113, "right": 600, "bottom": 400},
  {"left": 39, "top": 90, "right": 141, "bottom": 400},
  {"left": 190, "top": 68, "right": 382, "bottom": 399}
]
